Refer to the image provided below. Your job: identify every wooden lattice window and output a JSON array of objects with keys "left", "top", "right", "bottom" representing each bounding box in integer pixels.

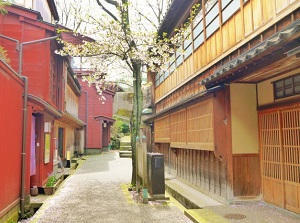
[
  {"left": 259, "top": 112, "right": 282, "bottom": 180},
  {"left": 50, "top": 42, "right": 62, "bottom": 109},
  {"left": 187, "top": 99, "right": 214, "bottom": 150},
  {"left": 50, "top": 53, "right": 57, "bottom": 104},
  {"left": 281, "top": 109, "right": 300, "bottom": 183},
  {"left": 273, "top": 74, "right": 300, "bottom": 100}
]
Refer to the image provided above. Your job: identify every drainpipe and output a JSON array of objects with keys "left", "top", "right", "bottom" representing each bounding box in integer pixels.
[
  {"left": 20, "top": 76, "right": 28, "bottom": 219},
  {"left": 18, "top": 35, "right": 58, "bottom": 219},
  {"left": 81, "top": 90, "right": 88, "bottom": 155}
]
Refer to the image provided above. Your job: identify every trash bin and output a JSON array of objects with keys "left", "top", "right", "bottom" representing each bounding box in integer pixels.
[{"left": 147, "top": 153, "right": 165, "bottom": 197}]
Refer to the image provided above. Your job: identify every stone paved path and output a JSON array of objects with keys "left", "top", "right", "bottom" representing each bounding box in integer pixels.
[{"left": 25, "top": 151, "right": 192, "bottom": 223}]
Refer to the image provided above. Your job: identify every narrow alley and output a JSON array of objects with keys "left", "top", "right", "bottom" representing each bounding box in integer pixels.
[{"left": 23, "top": 152, "right": 192, "bottom": 223}]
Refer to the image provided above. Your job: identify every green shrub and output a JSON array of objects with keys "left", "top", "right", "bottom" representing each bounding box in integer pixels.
[
  {"left": 111, "top": 137, "right": 120, "bottom": 149},
  {"left": 121, "top": 122, "right": 130, "bottom": 133},
  {"left": 46, "top": 175, "right": 57, "bottom": 186}
]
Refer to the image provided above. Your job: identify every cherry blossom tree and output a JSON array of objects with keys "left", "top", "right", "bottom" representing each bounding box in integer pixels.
[{"left": 56, "top": 0, "right": 190, "bottom": 186}]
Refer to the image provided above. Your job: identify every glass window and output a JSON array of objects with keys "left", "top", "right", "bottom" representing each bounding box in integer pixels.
[
  {"left": 176, "top": 54, "right": 183, "bottom": 66},
  {"left": 170, "top": 54, "right": 175, "bottom": 64},
  {"left": 206, "top": 3, "right": 219, "bottom": 25},
  {"left": 284, "top": 78, "right": 293, "bottom": 96},
  {"left": 295, "top": 75, "right": 300, "bottom": 94},
  {"left": 221, "top": 0, "right": 231, "bottom": 9},
  {"left": 159, "top": 73, "right": 164, "bottom": 83},
  {"left": 193, "top": 20, "right": 203, "bottom": 38},
  {"left": 184, "top": 44, "right": 193, "bottom": 59},
  {"left": 206, "top": 16, "right": 220, "bottom": 38},
  {"left": 194, "top": 33, "right": 204, "bottom": 49},
  {"left": 222, "top": 0, "right": 240, "bottom": 23},
  {"left": 165, "top": 70, "right": 170, "bottom": 78},
  {"left": 193, "top": 9, "right": 203, "bottom": 25},
  {"left": 275, "top": 81, "right": 284, "bottom": 98},
  {"left": 184, "top": 36, "right": 192, "bottom": 49},
  {"left": 170, "top": 62, "right": 176, "bottom": 74},
  {"left": 155, "top": 78, "right": 160, "bottom": 86},
  {"left": 155, "top": 73, "right": 159, "bottom": 81},
  {"left": 274, "top": 74, "right": 300, "bottom": 99}
]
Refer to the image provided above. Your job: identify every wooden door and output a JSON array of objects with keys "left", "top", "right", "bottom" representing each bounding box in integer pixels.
[
  {"left": 281, "top": 109, "right": 300, "bottom": 213},
  {"left": 259, "top": 107, "right": 300, "bottom": 213}
]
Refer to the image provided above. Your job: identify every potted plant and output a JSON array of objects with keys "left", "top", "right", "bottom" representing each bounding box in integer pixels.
[
  {"left": 43, "top": 175, "right": 60, "bottom": 195},
  {"left": 30, "top": 185, "right": 38, "bottom": 196}
]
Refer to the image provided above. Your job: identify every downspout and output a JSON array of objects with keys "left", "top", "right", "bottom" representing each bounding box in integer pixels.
[
  {"left": 19, "top": 35, "right": 58, "bottom": 219},
  {"left": 20, "top": 76, "right": 28, "bottom": 219},
  {"left": 82, "top": 90, "right": 88, "bottom": 155}
]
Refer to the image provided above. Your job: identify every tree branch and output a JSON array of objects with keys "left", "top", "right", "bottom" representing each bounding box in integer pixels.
[
  {"left": 95, "top": 0, "right": 120, "bottom": 23},
  {"left": 137, "top": 11, "right": 157, "bottom": 30}
]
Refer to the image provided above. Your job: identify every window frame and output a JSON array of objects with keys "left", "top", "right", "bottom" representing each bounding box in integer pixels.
[
  {"left": 273, "top": 74, "right": 300, "bottom": 100},
  {"left": 205, "top": 1, "right": 220, "bottom": 38},
  {"left": 221, "top": 0, "right": 241, "bottom": 24}
]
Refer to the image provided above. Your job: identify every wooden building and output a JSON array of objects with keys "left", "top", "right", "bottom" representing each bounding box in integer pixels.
[
  {"left": 145, "top": 0, "right": 300, "bottom": 213},
  {"left": 54, "top": 59, "right": 85, "bottom": 166},
  {"left": 76, "top": 72, "right": 115, "bottom": 154},
  {"left": 0, "top": 2, "right": 63, "bottom": 220}
]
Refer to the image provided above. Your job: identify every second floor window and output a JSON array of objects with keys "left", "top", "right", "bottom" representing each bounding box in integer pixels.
[
  {"left": 205, "top": 1, "right": 220, "bottom": 38},
  {"left": 221, "top": 0, "right": 240, "bottom": 23},
  {"left": 273, "top": 74, "right": 300, "bottom": 100}
]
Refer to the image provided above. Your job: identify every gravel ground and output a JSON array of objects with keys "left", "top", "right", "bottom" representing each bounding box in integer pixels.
[{"left": 22, "top": 151, "right": 192, "bottom": 223}]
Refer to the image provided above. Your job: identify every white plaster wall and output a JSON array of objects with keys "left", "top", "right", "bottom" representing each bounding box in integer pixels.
[{"left": 230, "top": 83, "right": 259, "bottom": 154}]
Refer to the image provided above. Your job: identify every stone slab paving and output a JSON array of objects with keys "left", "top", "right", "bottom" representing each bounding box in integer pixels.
[{"left": 22, "top": 152, "right": 192, "bottom": 223}]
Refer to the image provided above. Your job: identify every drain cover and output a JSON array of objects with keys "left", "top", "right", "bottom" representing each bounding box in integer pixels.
[{"left": 224, "top": 213, "right": 246, "bottom": 220}]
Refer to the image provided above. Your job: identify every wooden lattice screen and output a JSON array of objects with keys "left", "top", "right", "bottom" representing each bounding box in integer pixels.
[
  {"left": 170, "top": 109, "right": 187, "bottom": 143},
  {"left": 50, "top": 49, "right": 57, "bottom": 105},
  {"left": 259, "top": 107, "right": 300, "bottom": 213},
  {"left": 154, "top": 115, "right": 170, "bottom": 142},
  {"left": 187, "top": 99, "right": 214, "bottom": 150}
]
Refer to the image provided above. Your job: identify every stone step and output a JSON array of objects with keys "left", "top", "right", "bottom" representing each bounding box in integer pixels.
[
  {"left": 120, "top": 145, "right": 132, "bottom": 151},
  {"left": 120, "top": 142, "right": 131, "bottom": 147},
  {"left": 119, "top": 150, "right": 132, "bottom": 158},
  {"left": 120, "top": 135, "right": 131, "bottom": 142}
]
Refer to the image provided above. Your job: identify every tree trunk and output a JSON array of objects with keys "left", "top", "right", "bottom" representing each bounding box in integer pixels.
[{"left": 130, "top": 60, "right": 143, "bottom": 186}]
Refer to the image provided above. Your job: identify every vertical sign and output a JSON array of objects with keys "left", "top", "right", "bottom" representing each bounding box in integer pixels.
[{"left": 44, "top": 133, "right": 51, "bottom": 163}]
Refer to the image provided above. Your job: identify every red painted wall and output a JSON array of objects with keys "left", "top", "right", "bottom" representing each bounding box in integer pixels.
[
  {"left": 0, "top": 6, "right": 56, "bottom": 106},
  {"left": 0, "top": 62, "right": 24, "bottom": 216},
  {"left": 0, "top": 6, "right": 59, "bottom": 190},
  {"left": 78, "top": 78, "right": 114, "bottom": 149}
]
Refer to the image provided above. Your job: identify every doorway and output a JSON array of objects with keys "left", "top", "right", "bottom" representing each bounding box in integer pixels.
[
  {"left": 259, "top": 106, "right": 300, "bottom": 213},
  {"left": 58, "top": 128, "right": 64, "bottom": 158}
]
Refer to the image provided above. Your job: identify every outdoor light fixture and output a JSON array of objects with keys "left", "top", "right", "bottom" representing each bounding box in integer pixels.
[{"left": 103, "top": 122, "right": 107, "bottom": 128}]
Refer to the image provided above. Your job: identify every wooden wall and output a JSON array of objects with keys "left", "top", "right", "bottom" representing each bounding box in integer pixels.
[
  {"left": 155, "top": 0, "right": 300, "bottom": 109},
  {"left": 66, "top": 85, "right": 79, "bottom": 117},
  {"left": 156, "top": 143, "right": 227, "bottom": 201},
  {"left": 233, "top": 154, "right": 261, "bottom": 197}
]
